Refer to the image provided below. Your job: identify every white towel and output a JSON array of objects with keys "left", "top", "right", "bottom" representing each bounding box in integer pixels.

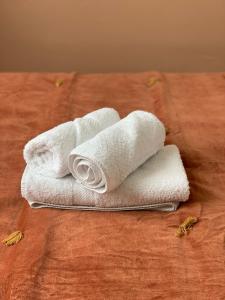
[
  {"left": 21, "top": 145, "right": 189, "bottom": 211},
  {"left": 68, "top": 111, "right": 165, "bottom": 193},
  {"left": 23, "top": 108, "right": 120, "bottom": 178}
]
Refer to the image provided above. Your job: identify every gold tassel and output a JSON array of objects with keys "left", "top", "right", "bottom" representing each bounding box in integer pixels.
[
  {"left": 176, "top": 216, "right": 198, "bottom": 237},
  {"left": 55, "top": 79, "right": 64, "bottom": 87},
  {"left": 2, "top": 231, "right": 23, "bottom": 246},
  {"left": 147, "top": 77, "right": 161, "bottom": 88}
]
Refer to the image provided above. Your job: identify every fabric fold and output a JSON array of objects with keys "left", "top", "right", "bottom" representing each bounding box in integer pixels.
[
  {"left": 68, "top": 110, "right": 166, "bottom": 193},
  {"left": 23, "top": 108, "right": 120, "bottom": 178},
  {"left": 21, "top": 145, "right": 190, "bottom": 212}
]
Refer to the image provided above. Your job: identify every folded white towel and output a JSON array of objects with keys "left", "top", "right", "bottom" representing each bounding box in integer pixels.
[
  {"left": 68, "top": 111, "right": 166, "bottom": 193},
  {"left": 23, "top": 108, "right": 120, "bottom": 178},
  {"left": 21, "top": 145, "right": 189, "bottom": 211}
]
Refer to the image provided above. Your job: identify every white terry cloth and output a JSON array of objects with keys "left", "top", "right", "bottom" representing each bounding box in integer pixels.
[
  {"left": 68, "top": 110, "right": 166, "bottom": 193},
  {"left": 21, "top": 145, "right": 189, "bottom": 212},
  {"left": 23, "top": 108, "right": 120, "bottom": 178}
]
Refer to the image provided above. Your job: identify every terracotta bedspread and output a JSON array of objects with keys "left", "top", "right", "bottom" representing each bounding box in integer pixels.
[{"left": 0, "top": 72, "right": 224, "bottom": 300}]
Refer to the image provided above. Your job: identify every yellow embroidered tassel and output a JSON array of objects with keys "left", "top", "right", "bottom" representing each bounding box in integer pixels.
[
  {"left": 55, "top": 79, "right": 64, "bottom": 87},
  {"left": 2, "top": 231, "right": 23, "bottom": 246},
  {"left": 147, "top": 77, "right": 161, "bottom": 88},
  {"left": 176, "top": 216, "right": 198, "bottom": 237}
]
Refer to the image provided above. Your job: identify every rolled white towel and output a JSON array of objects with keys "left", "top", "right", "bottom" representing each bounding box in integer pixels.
[
  {"left": 68, "top": 110, "right": 166, "bottom": 193},
  {"left": 21, "top": 145, "right": 190, "bottom": 211},
  {"left": 23, "top": 108, "right": 120, "bottom": 178}
]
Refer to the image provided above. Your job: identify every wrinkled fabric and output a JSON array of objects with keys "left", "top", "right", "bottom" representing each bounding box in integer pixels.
[{"left": 0, "top": 72, "right": 225, "bottom": 300}]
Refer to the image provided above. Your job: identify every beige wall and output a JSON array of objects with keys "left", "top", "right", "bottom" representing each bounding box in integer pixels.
[{"left": 0, "top": 0, "right": 225, "bottom": 73}]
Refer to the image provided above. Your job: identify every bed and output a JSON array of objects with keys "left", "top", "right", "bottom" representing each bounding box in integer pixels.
[{"left": 0, "top": 72, "right": 224, "bottom": 299}]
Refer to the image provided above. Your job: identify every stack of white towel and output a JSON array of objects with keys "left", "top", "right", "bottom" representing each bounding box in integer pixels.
[{"left": 21, "top": 108, "right": 189, "bottom": 212}]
